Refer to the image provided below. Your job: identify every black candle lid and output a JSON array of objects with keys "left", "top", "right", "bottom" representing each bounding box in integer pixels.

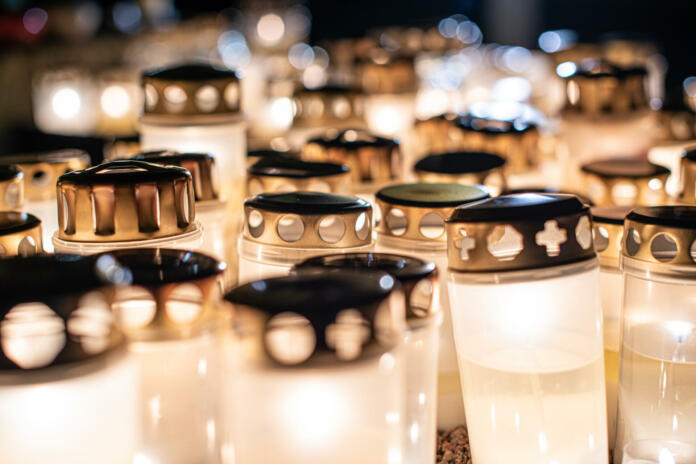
[
  {"left": 377, "top": 183, "right": 489, "bottom": 208},
  {"left": 502, "top": 187, "right": 594, "bottom": 206},
  {"left": 0, "top": 212, "right": 41, "bottom": 235},
  {"left": 142, "top": 63, "right": 237, "bottom": 82},
  {"left": 0, "top": 165, "right": 21, "bottom": 182},
  {"left": 581, "top": 158, "right": 670, "bottom": 179},
  {"left": 450, "top": 193, "right": 586, "bottom": 223},
  {"left": 627, "top": 206, "right": 696, "bottom": 229},
  {"left": 308, "top": 129, "right": 397, "bottom": 150},
  {"left": 245, "top": 191, "right": 370, "bottom": 215},
  {"left": 455, "top": 115, "right": 536, "bottom": 134},
  {"left": 414, "top": 152, "right": 506, "bottom": 174},
  {"left": 248, "top": 157, "right": 349, "bottom": 179},
  {"left": 59, "top": 160, "right": 190, "bottom": 185},
  {"left": 0, "top": 149, "right": 90, "bottom": 166},
  {"left": 295, "top": 253, "right": 436, "bottom": 284},
  {"left": 107, "top": 248, "right": 225, "bottom": 285}
]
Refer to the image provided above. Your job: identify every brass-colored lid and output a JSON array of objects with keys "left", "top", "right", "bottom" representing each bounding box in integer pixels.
[
  {"left": 302, "top": 129, "right": 400, "bottom": 183},
  {"left": 376, "top": 183, "right": 489, "bottom": 242},
  {"left": 414, "top": 113, "right": 458, "bottom": 155},
  {"left": 560, "top": 59, "right": 649, "bottom": 116},
  {"left": 141, "top": 63, "right": 241, "bottom": 123},
  {"left": 107, "top": 249, "right": 225, "bottom": 341},
  {"left": 57, "top": 160, "right": 196, "bottom": 243},
  {"left": 678, "top": 148, "right": 696, "bottom": 204},
  {"left": 358, "top": 53, "right": 417, "bottom": 94},
  {"left": 243, "top": 191, "right": 372, "bottom": 249},
  {"left": 447, "top": 193, "right": 596, "bottom": 272},
  {"left": 591, "top": 206, "right": 632, "bottom": 268},
  {"left": 414, "top": 151, "right": 507, "bottom": 188},
  {"left": 224, "top": 271, "right": 403, "bottom": 367},
  {"left": 131, "top": 150, "right": 219, "bottom": 202},
  {"left": 294, "top": 252, "right": 439, "bottom": 323},
  {"left": 292, "top": 85, "right": 365, "bottom": 127},
  {"left": 581, "top": 158, "right": 670, "bottom": 206},
  {"left": 247, "top": 157, "right": 350, "bottom": 196},
  {"left": 453, "top": 114, "right": 539, "bottom": 173},
  {"left": 0, "top": 212, "right": 43, "bottom": 257},
  {"left": 0, "top": 254, "right": 130, "bottom": 378},
  {"left": 0, "top": 166, "right": 23, "bottom": 210},
  {"left": 0, "top": 149, "right": 90, "bottom": 202}
]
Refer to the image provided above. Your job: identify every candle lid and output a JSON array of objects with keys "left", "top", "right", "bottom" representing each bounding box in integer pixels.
[
  {"left": 591, "top": 206, "right": 633, "bottom": 268},
  {"left": 0, "top": 212, "right": 43, "bottom": 257},
  {"left": 302, "top": 129, "right": 400, "bottom": 183},
  {"left": 678, "top": 148, "right": 696, "bottom": 203},
  {"left": 131, "top": 151, "right": 219, "bottom": 202},
  {"left": 248, "top": 157, "right": 350, "bottom": 196},
  {"left": 105, "top": 248, "right": 225, "bottom": 341},
  {"left": 502, "top": 187, "right": 594, "bottom": 206},
  {"left": 447, "top": 193, "right": 595, "bottom": 272},
  {"left": 414, "top": 151, "right": 507, "bottom": 187},
  {"left": 0, "top": 254, "right": 130, "bottom": 377},
  {"left": 292, "top": 85, "right": 365, "bottom": 127},
  {"left": 225, "top": 271, "right": 403, "bottom": 366},
  {"left": 141, "top": 63, "right": 241, "bottom": 123},
  {"left": 358, "top": 53, "right": 417, "bottom": 94},
  {"left": 57, "top": 160, "right": 196, "bottom": 243},
  {"left": 247, "top": 148, "right": 297, "bottom": 167},
  {"left": 581, "top": 158, "right": 669, "bottom": 206},
  {"left": 243, "top": 191, "right": 372, "bottom": 248},
  {"left": 0, "top": 149, "right": 90, "bottom": 202},
  {"left": 622, "top": 206, "right": 696, "bottom": 267},
  {"left": 294, "top": 252, "right": 439, "bottom": 322},
  {"left": 0, "top": 165, "right": 23, "bottom": 210},
  {"left": 376, "top": 183, "right": 488, "bottom": 243}
]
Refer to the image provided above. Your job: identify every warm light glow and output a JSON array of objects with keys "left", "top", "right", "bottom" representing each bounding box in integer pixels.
[
  {"left": 658, "top": 448, "right": 677, "bottom": 464},
  {"left": 267, "top": 97, "right": 294, "bottom": 130},
  {"left": 491, "top": 77, "right": 532, "bottom": 102},
  {"left": 101, "top": 85, "right": 131, "bottom": 118},
  {"left": 282, "top": 383, "right": 347, "bottom": 446},
  {"left": 257, "top": 13, "right": 285, "bottom": 45},
  {"left": 368, "top": 105, "right": 402, "bottom": 136},
  {"left": 51, "top": 87, "right": 82, "bottom": 120}
]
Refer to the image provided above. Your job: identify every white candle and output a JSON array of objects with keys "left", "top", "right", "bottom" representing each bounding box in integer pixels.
[{"left": 622, "top": 439, "right": 696, "bottom": 464}]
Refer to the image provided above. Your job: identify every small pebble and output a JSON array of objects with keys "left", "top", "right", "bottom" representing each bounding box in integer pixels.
[{"left": 436, "top": 426, "right": 471, "bottom": 464}]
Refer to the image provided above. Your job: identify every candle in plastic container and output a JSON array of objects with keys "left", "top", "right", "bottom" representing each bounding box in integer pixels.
[
  {"left": 52, "top": 160, "right": 203, "bottom": 255},
  {"left": 614, "top": 206, "right": 696, "bottom": 462},
  {"left": 414, "top": 151, "right": 507, "bottom": 197},
  {"left": 580, "top": 158, "right": 670, "bottom": 206},
  {"left": 0, "top": 165, "right": 23, "bottom": 211},
  {"left": 374, "top": 182, "right": 489, "bottom": 430},
  {"left": 294, "top": 253, "right": 441, "bottom": 464},
  {"left": 0, "top": 149, "right": 90, "bottom": 252},
  {"left": 247, "top": 156, "right": 350, "bottom": 197},
  {"left": 222, "top": 271, "right": 405, "bottom": 464},
  {"left": 0, "top": 212, "right": 43, "bottom": 257},
  {"left": 238, "top": 191, "right": 373, "bottom": 284},
  {"left": 0, "top": 254, "right": 138, "bottom": 464},
  {"left": 447, "top": 193, "right": 608, "bottom": 463},
  {"left": 105, "top": 248, "right": 226, "bottom": 464}
]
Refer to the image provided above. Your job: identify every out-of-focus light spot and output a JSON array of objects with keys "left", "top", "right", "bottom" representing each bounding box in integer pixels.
[
  {"left": 502, "top": 46, "right": 532, "bottom": 73},
  {"left": 659, "top": 447, "right": 677, "bottom": 464},
  {"left": 74, "top": 1, "right": 103, "bottom": 36},
  {"left": 133, "top": 453, "right": 154, "bottom": 464},
  {"left": 52, "top": 87, "right": 81, "bottom": 119},
  {"left": 312, "top": 46, "right": 330, "bottom": 69},
  {"left": 650, "top": 97, "right": 663, "bottom": 110},
  {"left": 288, "top": 43, "right": 314, "bottom": 69},
  {"left": 556, "top": 61, "right": 577, "bottom": 78},
  {"left": 302, "top": 64, "right": 327, "bottom": 89},
  {"left": 492, "top": 77, "right": 531, "bottom": 102},
  {"left": 257, "top": 13, "right": 285, "bottom": 45},
  {"left": 218, "top": 30, "right": 250, "bottom": 70},
  {"left": 415, "top": 88, "right": 449, "bottom": 119},
  {"left": 538, "top": 29, "right": 578, "bottom": 53},
  {"left": 23, "top": 8, "right": 48, "bottom": 35},
  {"left": 113, "top": 1, "right": 142, "bottom": 34},
  {"left": 101, "top": 85, "right": 130, "bottom": 118},
  {"left": 456, "top": 20, "right": 482, "bottom": 45},
  {"left": 269, "top": 97, "right": 294, "bottom": 130},
  {"left": 438, "top": 17, "right": 458, "bottom": 38},
  {"left": 683, "top": 76, "right": 696, "bottom": 97}
]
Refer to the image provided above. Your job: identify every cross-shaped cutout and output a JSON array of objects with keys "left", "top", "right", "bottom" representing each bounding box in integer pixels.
[
  {"left": 454, "top": 229, "right": 476, "bottom": 260},
  {"left": 535, "top": 220, "right": 567, "bottom": 257}
]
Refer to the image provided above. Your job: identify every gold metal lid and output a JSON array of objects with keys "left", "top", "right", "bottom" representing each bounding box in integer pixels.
[
  {"left": 0, "top": 149, "right": 90, "bottom": 202},
  {"left": 0, "top": 212, "right": 43, "bottom": 257},
  {"left": 590, "top": 206, "right": 632, "bottom": 268},
  {"left": 560, "top": 59, "right": 649, "bottom": 116},
  {"left": 414, "top": 113, "right": 458, "bottom": 156},
  {"left": 0, "top": 166, "right": 23, "bottom": 210},
  {"left": 376, "top": 183, "right": 489, "bottom": 243},
  {"left": 358, "top": 52, "right": 417, "bottom": 94},
  {"left": 224, "top": 271, "right": 404, "bottom": 367},
  {"left": 0, "top": 254, "right": 130, "bottom": 379},
  {"left": 131, "top": 150, "right": 219, "bottom": 202},
  {"left": 243, "top": 191, "right": 372, "bottom": 249},
  {"left": 302, "top": 129, "right": 400, "bottom": 184},
  {"left": 141, "top": 63, "right": 241, "bottom": 123},
  {"left": 678, "top": 148, "right": 696, "bottom": 204},
  {"left": 107, "top": 248, "right": 225, "bottom": 341},
  {"left": 414, "top": 151, "right": 507, "bottom": 194},
  {"left": 247, "top": 157, "right": 350, "bottom": 196},
  {"left": 292, "top": 85, "right": 365, "bottom": 128},
  {"left": 581, "top": 158, "right": 670, "bottom": 206},
  {"left": 294, "top": 253, "right": 439, "bottom": 323},
  {"left": 57, "top": 160, "right": 196, "bottom": 243},
  {"left": 447, "top": 193, "right": 595, "bottom": 273}
]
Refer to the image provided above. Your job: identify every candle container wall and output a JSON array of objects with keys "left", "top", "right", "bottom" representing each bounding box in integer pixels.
[
  {"left": 614, "top": 206, "right": 696, "bottom": 462},
  {"left": 238, "top": 191, "right": 373, "bottom": 283},
  {"left": 0, "top": 149, "right": 90, "bottom": 252},
  {"left": 678, "top": 148, "right": 696, "bottom": 204},
  {"left": 413, "top": 114, "right": 459, "bottom": 160},
  {"left": 0, "top": 165, "right": 23, "bottom": 211},
  {"left": 247, "top": 156, "right": 350, "bottom": 197},
  {"left": 581, "top": 158, "right": 670, "bottom": 206},
  {"left": 0, "top": 212, "right": 43, "bottom": 256},
  {"left": 0, "top": 254, "right": 138, "bottom": 464},
  {"left": 591, "top": 205, "right": 633, "bottom": 450},
  {"left": 374, "top": 182, "right": 489, "bottom": 430},
  {"left": 222, "top": 271, "right": 405, "bottom": 464},
  {"left": 414, "top": 151, "right": 507, "bottom": 197},
  {"left": 139, "top": 64, "right": 246, "bottom": 218},
  {"left": 106, "top": 248, "right": 226, "bottom": 464},
  {"left": 97, "top": 69, "right": 142, "bottom": 136},
  {"left": 447, "top": 193, "right": 608, "bottom": 463},
  {"left": 294, "top": 253, "right": 440, "bottom": 464}
]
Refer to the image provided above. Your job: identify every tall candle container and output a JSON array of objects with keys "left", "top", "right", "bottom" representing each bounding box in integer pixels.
[
  {"left": 447, "top": 193, "right": 608, "bottom": 463},
  {"left": 0, "top": 212, "right": 43, "bottom": 257},
  {"left": 52, "top": 160, "right": 202, "bottom": 255},
  {"left": 0, "top": 254, "right": 138, "bottom": 464},
  {"left": 374, "top": 182, "right": 489, "bottom": 430},
  {"left": 139, "top": 64, "right": 246, "bottom": 217},
  {"left": 238, "top": 191, "right": 373, "bottom": 283},
  {"left": 0, "top": 165, "right": 23, "bottom": 211},
  {"left": 678, "top": 148, "right": 696, "bottom": 204},
  {"left": 0, "top": 149, "right": 90, "bottom": 252},
  {"left": 294, "top": 253, "right": 440, "bottom": 464},
  {"left": 614, "top": 206, "right": 696, "bottom": 461},
  {"left": 414, "top": 151, "right": 507, "bottom": 197},
  {"left": 581, "top": 158, "right": 670, "bottom": 206},
  {"left": 106, "top": 248, "right": 226, "bottom": 464},
  {"left": 591, "top": 205, "right": 633, "bottom": 450},
  {"left": 247, "top": 156, "right": 350, "bottom": 196},
  {"left": 222, "top": 271, "right": 405, "bottom": 464}
]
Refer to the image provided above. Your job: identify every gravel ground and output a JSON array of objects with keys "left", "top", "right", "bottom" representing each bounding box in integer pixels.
[{"left": 436, "top": 426, "right": 471, "bottom": 464}]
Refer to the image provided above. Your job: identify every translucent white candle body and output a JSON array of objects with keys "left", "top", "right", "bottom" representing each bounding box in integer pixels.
[
  {"left": 448, "top": 259, "right": 608, "bottom": 464},
  {"left": 600, "top": 267, "right": 623, "bottom": 450}
]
